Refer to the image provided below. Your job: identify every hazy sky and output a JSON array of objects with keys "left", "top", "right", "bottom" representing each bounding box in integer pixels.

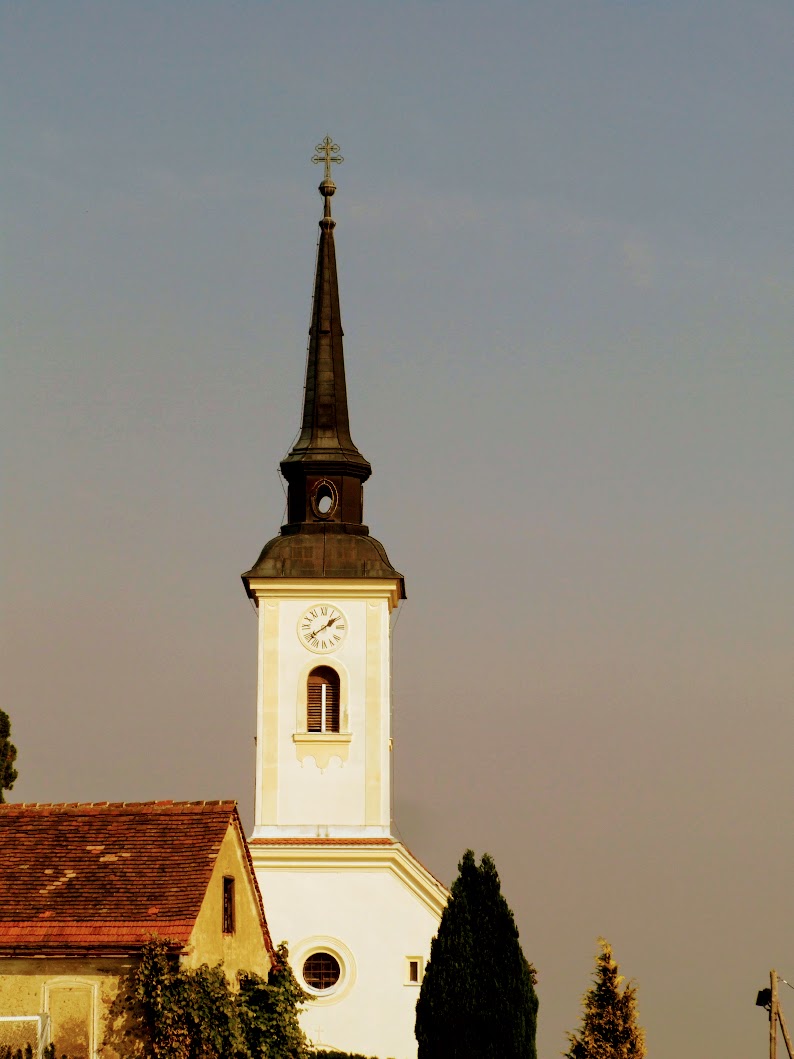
[{"left": 3, "top": 3, "right": 793, "bottom": 1057}]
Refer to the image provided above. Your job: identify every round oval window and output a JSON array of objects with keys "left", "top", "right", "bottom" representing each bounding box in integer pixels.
[
  {"left": 303, "top": 951, "right": 341, "bottom": 991},
  {"left": 311, "top": 480, "right": 338, "bottom": 520}
]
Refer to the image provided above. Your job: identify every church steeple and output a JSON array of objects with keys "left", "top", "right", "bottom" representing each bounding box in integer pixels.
[
  {"left": 280, "top": 137, "right": 371, "bottom": 528},
  {"left": 243, "top": 147, "right": 440, "bottom": 1059},
  {"left": 243, "top": 139, "right": 404, "bottom": 595}
]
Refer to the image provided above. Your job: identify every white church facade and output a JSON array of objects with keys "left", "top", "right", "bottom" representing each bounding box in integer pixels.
[{"left": 243, "top": 139, "right": 448, "bottom": 1058}]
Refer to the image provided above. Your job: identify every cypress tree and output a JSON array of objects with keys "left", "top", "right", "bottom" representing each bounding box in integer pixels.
[
  {"left": 415, "top": 849, "right": 538, "bottom": 1059},
  {"left": 0, "top": 710, "right": 18, "bottom": 803},
  {"left": 565, "top": 939, "right": 646, "bottom": 1059}
]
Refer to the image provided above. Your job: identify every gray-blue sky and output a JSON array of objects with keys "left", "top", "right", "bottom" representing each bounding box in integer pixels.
[{"left": 3, "top": 3, "right": 793, "bottom": 1057}]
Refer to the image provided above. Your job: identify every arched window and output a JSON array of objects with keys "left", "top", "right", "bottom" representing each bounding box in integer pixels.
[{"left": 307, "top": 666, "right": 340, "bottom": 733}]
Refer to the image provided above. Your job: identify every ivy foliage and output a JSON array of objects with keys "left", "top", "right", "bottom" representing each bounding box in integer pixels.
[
  {"left": 312, "top": 1052, "right": 388, "bottom": 1059},
  {"left": 415, "top": 849, "right": 539, "bottom": 1059},
  {"left": 0, "top": 709, "right": 18, "bottom": 803},
  {"left": 105, "top": 937, "right": 310, "bottom": 1058},
  {"left": 565, "top": 939, "right": 646, "bottom": 1059},
  {"left": 237, "top": 950, "right": 312, "bottom": 1059}
]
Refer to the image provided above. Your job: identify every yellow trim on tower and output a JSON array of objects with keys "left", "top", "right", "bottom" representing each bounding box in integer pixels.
[
  {"left": 364, "top": 601, "right": 382, "bottom": 825},
  {"left": 260, "top": 601, "right": 280, "bottom": 821}
]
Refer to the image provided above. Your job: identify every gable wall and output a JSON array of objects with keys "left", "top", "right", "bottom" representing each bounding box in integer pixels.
[{"left": 185, "top": 821, "right": 272, "bottom": 981}]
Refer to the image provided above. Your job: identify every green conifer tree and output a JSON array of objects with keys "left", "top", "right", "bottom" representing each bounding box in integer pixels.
[
  {"left": 415, "top": 849, "right": 538, "bottom": 1059},
  {"left": 565, "top": 939, "right": 646, "bottom": 1059},
  {"left": 0, "top": 710, "right": 18, "bottom": 803}
]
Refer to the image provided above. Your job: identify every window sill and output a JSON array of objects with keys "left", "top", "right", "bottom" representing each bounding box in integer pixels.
[{"left": 293, "top": 732, "right": 352, "bottom": 770}]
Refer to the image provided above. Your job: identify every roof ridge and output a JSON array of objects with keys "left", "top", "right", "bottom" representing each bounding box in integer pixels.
[{"left": 2, "top": 799, "right": 237, "bottom": 811}]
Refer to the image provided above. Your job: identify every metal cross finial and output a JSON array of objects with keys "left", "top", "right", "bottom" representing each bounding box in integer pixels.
[{"left": 312, "top": 136, "right": 344, "bottom": 182}]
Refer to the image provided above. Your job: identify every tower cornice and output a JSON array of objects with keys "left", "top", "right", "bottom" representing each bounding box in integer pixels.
[{"left": 243, "top": 577, "right": 404, "bottom": 610}]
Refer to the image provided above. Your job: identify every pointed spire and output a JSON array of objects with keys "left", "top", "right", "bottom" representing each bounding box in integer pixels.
[
  {"left": 279, "top": 138, "right": 370, "bottom": 527},
  {"left": 242, "top": 141, "right": 405, "bottom": 596},
  {"left": 282, "top": 138, "right": 370, "bottom": 475}
]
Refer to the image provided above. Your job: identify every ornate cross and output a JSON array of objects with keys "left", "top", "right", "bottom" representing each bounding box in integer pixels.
[{"left": 312, "top": 136, "right": 344, "bottom": 182}]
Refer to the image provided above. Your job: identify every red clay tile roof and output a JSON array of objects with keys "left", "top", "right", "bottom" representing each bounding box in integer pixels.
[{"left": 0, "top": 800, "right": 270, "bottom": 957}]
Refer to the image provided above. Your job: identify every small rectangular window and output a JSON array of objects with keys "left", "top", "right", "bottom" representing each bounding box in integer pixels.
[
  {"left": 405, "top": 956, "right": 423, "bottom": 985},
  {"left": 222, "top": 876, "right": 235, "bottom": 935}
]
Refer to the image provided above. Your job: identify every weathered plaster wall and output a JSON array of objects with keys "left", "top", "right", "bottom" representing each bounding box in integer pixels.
[
  {"left": 186, "top": 822, "right": 272, "bottom": 980},
  {"left": 0, "top": 957, "right": 129, "bottom": 1059}
]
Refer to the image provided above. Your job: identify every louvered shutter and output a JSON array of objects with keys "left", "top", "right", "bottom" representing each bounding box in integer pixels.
[
  {"left": 307, "top": 667, "right": 340, "bottom": 733},
  {"left": 307, "top": 675, "right": 323, "bottom": 731},
  {"left": 324, "top": 679, "right": 340, "bottom": 732}
]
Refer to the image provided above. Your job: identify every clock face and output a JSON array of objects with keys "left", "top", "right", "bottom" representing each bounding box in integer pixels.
[{"left": 298, "top": 604, "right": 347, "bottom": 653}]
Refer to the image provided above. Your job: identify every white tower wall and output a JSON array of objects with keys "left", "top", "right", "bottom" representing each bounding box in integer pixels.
[
  {"left": 247, "top": 577, "right": 447, "bottom": 1058},
  {"left": 251, "top": 581, "right": 397, "bottom": 839}
]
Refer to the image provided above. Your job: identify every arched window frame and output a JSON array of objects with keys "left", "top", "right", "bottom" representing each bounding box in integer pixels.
[
  {"left": 307, "top": 666, "right": 341, "bottom": 734},
  {"left": 294, "top": 659, "right": 349, "bottom": 735}
]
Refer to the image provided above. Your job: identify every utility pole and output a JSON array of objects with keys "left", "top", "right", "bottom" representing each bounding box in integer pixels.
[
  {"left": 779, "top": 981, "right": 794, "bottom": 1059},
  {"left": 759, "top": 971, "right": 794, "bottom": 1059}
]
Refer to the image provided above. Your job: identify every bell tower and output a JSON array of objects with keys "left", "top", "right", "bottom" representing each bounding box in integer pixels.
[
  {"left": 243, "top": 137, "right": 404, "bottom": 839},
  {"left": 242, "top": 140, "right": 446, "bottom": 1059}
]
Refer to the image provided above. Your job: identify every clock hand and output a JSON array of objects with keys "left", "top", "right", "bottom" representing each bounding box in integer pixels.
[{"left": 307, "top": 614, "right": 341, "bottom": 639}]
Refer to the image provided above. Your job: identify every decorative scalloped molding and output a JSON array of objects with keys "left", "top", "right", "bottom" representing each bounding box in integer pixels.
[{"left": 292, "top": 732, "right": 353, "bottom": 770}]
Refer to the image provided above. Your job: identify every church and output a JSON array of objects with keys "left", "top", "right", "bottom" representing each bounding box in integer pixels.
[
  {"left": 0, "top": 139, "right": 445, "bottom": 1059},
  {"left": 242, "top": 139, "right": 448, "bottom": 1058}
]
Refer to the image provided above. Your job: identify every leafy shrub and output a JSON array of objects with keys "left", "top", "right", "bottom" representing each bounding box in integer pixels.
[{"left": 105, "top": 936, "right": 310, "bottom": 1058}]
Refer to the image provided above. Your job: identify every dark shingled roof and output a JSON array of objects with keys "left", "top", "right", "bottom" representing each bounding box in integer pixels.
[
  {"left": 244, "top": 526, "right": 404, "bottom": 588},
  {"left": 280, "top": 203, "right": 370, "bottom": 473},
  {"left": 0, "top": 800, "right": 274, "bottom": 958}
]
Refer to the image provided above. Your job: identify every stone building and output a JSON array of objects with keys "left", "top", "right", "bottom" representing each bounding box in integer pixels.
[{"left": 0, "top": 800, "right": 273, "bottom": 1058}]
